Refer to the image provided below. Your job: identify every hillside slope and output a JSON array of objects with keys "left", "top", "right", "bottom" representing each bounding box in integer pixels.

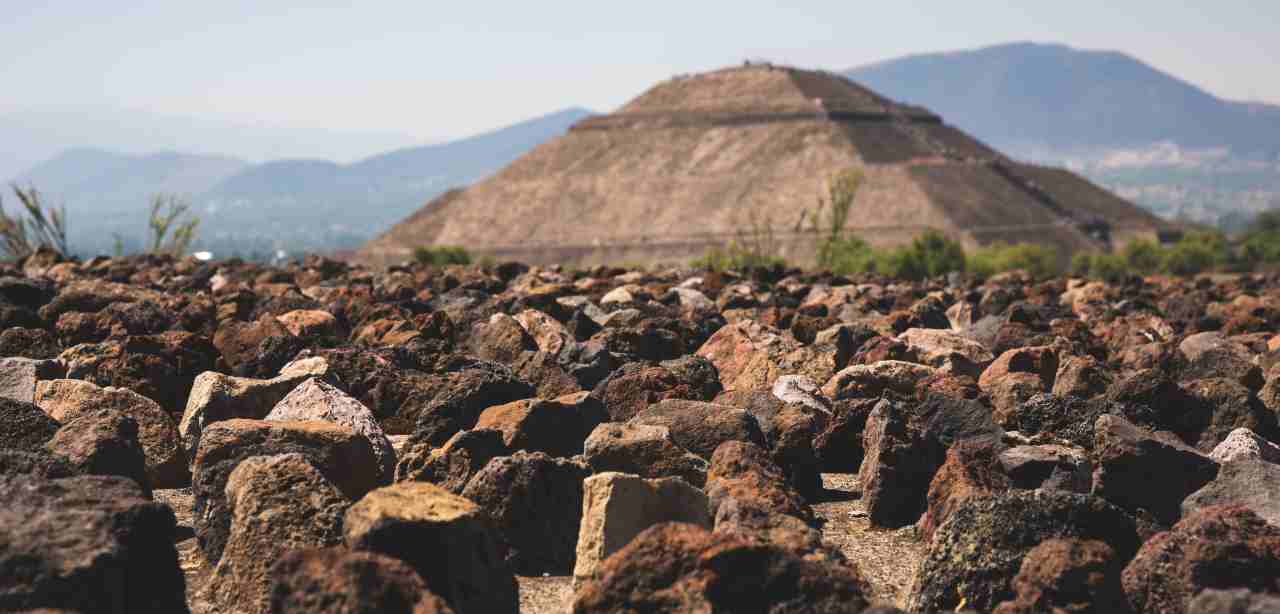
[{"left": 846, "top": 42, "right": 1280, "bottom": 156}]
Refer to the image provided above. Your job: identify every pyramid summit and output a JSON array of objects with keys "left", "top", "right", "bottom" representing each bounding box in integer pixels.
[{"left": 359, "top": 64, "right": 1167, "bottom": 266}]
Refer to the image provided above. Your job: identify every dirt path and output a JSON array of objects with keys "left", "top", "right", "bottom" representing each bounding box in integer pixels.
[
  {"left": 814, "top": 473, "right": 924, "bottom": 608},
  {"left": 154, "top": 488, "right": 216, "bottom": 614}
]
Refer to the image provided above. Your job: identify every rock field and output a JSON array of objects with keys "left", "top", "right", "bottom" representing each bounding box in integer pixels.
[{"left": 2, "top": 249, "right": 1280, "bottom": 613}]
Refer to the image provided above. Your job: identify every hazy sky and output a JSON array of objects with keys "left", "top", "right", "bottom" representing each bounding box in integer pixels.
[{"left": 4, "top": 1, "right": 1279, "bottom": 142}]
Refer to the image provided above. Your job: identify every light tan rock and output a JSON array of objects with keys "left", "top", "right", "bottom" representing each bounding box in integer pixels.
[
  {"left": 178, "top": 369, "right": 312, "bottom": 465},
  {"left": 573, "top": 472, "right": 710, "bottom": 585}
]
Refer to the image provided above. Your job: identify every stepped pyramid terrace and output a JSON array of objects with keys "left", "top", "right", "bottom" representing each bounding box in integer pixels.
[{"left": 359, "top": 64, "right": 1168, "bottom": 267}]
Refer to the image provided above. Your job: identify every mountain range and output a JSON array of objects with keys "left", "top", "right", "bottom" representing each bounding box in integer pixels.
[
  {"left": 845, "top": 42, "right": 1280, "bottom": 226},
  {"left": 9, "top": 42, "right": 1279, "bottom": 258},
  {"left": 7, "top": 107, "right": 593, "bottom": 257}
]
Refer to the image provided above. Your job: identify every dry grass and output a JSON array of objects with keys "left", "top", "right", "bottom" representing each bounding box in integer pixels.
[{"left": 814, "top": 473, "right": 924, "bottom": 609}]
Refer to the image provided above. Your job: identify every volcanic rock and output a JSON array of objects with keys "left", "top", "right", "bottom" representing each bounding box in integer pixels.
[
  {"left": 0, "top": 397, "right": 61, "bottom": 452},
  {"left": 208, "top": 453, "right": 350, "bottom": 613},
  {"left": 998, "top": 443, "right": 1092, "bottom": 493},
  {"left": 581, "top": 421, "right": 708, "bottom": 487},
  {"left": 43, "top": 408, "right": 150, "bottom": 495},
  {"left": 918, "top": 435, "right": 1010, "bottom": 541},
  {"left": 1122, "top": 505, "right": 1280, "bottom": 614},
  {"left": 588, "top": 357, "right": 722, "bottom": 421},
  {"left": 897, "top": 327, "right": 994, "bottom": 377},
  {"left": 1187, "top": 589, "right": 1280, "bottom": 614},
  {"left": 0, "top": 357, "right": 64, "bottom": 404},
  {"left": 266, "top": 377, "right": 396, "bottom": 483},
  {"left": 191, "top": 418, "right": 380, "bottom": 562},
  {"left": 0, "top": 475, "right": 186, "bottom": 613},
  {"left": 858, "top": 395, "right": 1000, "bottom": 527},
  {"left": 459, "top": 451, "right": 591, "bottom": 574},
  {"left": 823, "top": 360, "right": 935, "bottom": 401},
  {"left": 407, "top": 365, "right": 534, "bottom": 447},
  {"left": 714, "top": 387, "right": 825, "bottom": 499},
  {"left": 473, "top": 392, "right": 607, "bottom": 457},
  {"left": 1091, "top": 414, "right": 1220, "bottom": 524},
  {"left": 1179, "top": 331, "right": 1264, "bottom": 391},
  {"left": 1182, "top": 459, "right": 1280, "bottom": 527},
  {"left": 991, "top": 538, "right": 1129, "bottom": 614},
  {"left": 267, "top": 547, "right": 454, "bottom": 614},
  {"left": 705, "top": 441, "right": 823, "bottom": 552},
  {"left": 343, "top": 482, "right": 518, "bottom": 614},
  {"left": 394, "top": 428, "right": 509, "bottom": 493},
  {"left": 628, "top": 399, "right": 767, "bottom": 459},
  {"left": 34, "top": 379, "right": 185, "bottom": 488},
  {"left": 1210, "top": 427, "right": 1280, "bottom": 463},
  {"left": 572, "top": 522, "right": 869, "bottom": 614},
  {"left": 907, "top": 490, "right": 1142, "bottom": 613}
]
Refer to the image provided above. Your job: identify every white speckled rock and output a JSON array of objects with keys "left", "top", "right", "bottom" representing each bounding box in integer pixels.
[
  {"left": 1209, "top": 428, "right": 1280, "bottom": 464},
  {"left": 266, "top": 378, "right": 396, "bottom": 483}
]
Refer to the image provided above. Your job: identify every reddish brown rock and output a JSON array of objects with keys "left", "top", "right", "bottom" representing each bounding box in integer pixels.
[
  {"left": 0, "top": 475, "right": 186, "bottom": 613},
  {"left": 582, "top": 422, "right": 708, "bottom": 487},
  {"left": 992, "top": 539, "right": 1129, "bottom": 614},
  {"left": 705, "top": 441, "right": 823, "bottom": 552},
  {"left": 1122, "top": 506, "right": 1280, "bottom": 614},
  {"left": 588, "top": 358, "right": 722, "bottom": 422},
  {"left": 192, "top": 418, "right": 381, "bottom": 562},
  {"left": 1091, "top": 414, "right": 1219, "bottom": 525},
  {"left": 344, "top": 482, "right": 517, "bottom": 614},
  {"left": 473, "top": 392, "right": 607, "bottom": 457},
  {"left": 629, "top": 399, "right": 767, "bottom": 459},
  {"left": 907, "top": 490, "right": 1142, "bottom": 613},
  {"left": 394, "top": 429, "right": 509, "bottom": 493},
  {"left": 1052, "top": 354, "right": 1113, "bottom": 399},
  {"left": 459, "top": 451, "right": 590, "bottom": 574},
  {"left": 35, "top": 379, "right": 185, "bottom": 488},
  {"left": 918, "top": 436, "right": 1010, "bottom": 541},
  {"left": 208, "top": 453, "right": 350, "bottom": 613},
  {"left": 43, "top": 408, "right": 150, "bottom": 495},
  {"left": 572, "top": 523, "right": 869, "bottom": 613},
  {"left": 268, "top": 547, "right": 454, "bottom": 614},
  {"left": 858, "top": 395, "right": 999, "bottom": 528}
]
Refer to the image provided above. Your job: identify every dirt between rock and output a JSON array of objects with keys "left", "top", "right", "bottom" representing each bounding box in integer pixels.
[{"left": 159, "top": 471, "right": 920, "bottom": 614}]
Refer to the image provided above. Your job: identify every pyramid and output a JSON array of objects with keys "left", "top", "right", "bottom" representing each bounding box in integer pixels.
[{"left": 359, "top": 64, "right": 1167, "bottom": 266}]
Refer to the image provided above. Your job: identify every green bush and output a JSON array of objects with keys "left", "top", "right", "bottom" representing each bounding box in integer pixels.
[
  {"left": 968, "top": 242, "right": 1061, "bottom": 278},
  {"left": 1239, "top": 209, "right": 1280, "bottom": 267},
  {"left": 413, "top": 245, "right": 472, "bottom": 266},
  {"left": 692, "top": 241, "right": 786, "bottom": 273},
  {"left": 1071, "top": 251, "right": 1130, "bottom": 282},
  {"left": 905, "top": 230, "right": 967, "bottom": 279},
  {"left": 1160, "top": 231, "right": 1223, "bottom": 276},
  {"left": 819, "top": 230, "right": 966, "bottom": 280},
  {"left": 1120, "top": 240, "right": 1163, "bottom": 275}
]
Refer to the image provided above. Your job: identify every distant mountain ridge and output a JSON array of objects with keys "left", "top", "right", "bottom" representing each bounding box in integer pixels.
[
  {"left": 845, "top": 42, "right": 1280, "bottom": 227},
  {"left": 845, "top": 42, "right": 1280, "bottom": 157},
  {"left": 0, "top": 107, "right": 419, "bottom": 184},
  {"left": 8, "top": 107, "right": 594, "bottom": 257}
]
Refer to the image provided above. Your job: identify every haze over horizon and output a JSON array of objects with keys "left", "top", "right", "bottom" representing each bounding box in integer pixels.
[{"left": 4, "top": 1, "right": 1279, "bottom": 165}]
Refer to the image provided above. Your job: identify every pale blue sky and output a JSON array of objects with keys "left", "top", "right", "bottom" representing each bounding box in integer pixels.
[{"left": 3, "top": 1, "right": 1278, "bottom": 142}]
